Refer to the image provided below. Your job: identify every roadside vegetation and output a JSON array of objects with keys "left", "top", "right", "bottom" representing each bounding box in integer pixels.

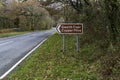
[
  {"left": 0, "top": 0, "right": 54, "bottom": 38},
  {"left": 6, "top": 33, "right": 120, "bottom": 80},
  {"left": 0, "top": 28, "right": 47, "bottom": 38},
  {"left": 0, "top": 32, "right": 27, "bottom": 38},
  {"left": 0, "top": 0, "right": 54, "bottom": 31}
]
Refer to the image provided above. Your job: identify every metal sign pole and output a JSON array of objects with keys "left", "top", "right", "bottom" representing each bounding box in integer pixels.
[
  {"left": 76, "top": 34, "right": 79, "bottom": 52},
  {"left": 63, "top": 34, "right": 65, "bottom": 53}
]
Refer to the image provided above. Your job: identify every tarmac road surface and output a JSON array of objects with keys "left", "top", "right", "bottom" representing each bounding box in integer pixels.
[{"left": 0, "top": 28, "right": 56, "bottom": 79}]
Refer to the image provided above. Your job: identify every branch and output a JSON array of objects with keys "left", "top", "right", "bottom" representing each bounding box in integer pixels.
[
  {"left": 84, "top": 0, "right": 91, "bottom": 6},
  {"left": 69, "top": 0, "right": 84, "bottom": 12}
]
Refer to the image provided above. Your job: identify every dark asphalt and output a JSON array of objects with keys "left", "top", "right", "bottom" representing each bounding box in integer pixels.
[{"left": 0, "top": 28, "right": 56, "bottom": 77}]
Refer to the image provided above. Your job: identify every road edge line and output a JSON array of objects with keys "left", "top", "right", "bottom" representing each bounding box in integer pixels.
[{"left": 0, "top": 38, "right": 48, "bottom": 80}]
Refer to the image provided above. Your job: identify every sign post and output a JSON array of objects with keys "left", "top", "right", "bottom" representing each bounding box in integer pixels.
[
  {"left": 56, "top": 23, "right": 83, "bottom": 52},
  {"left": 63, "top": 34, "right": 65, "bottom": 52},
  {"left": 76, "top": 34, "right": 79, "bottom": 52}
]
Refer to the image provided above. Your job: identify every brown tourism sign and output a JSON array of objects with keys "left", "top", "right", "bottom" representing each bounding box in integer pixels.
[{"left": 56, "top": 23, "right": 83, "bottom": 34}]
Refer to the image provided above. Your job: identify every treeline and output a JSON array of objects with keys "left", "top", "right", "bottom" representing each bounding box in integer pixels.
[
  {"left": 40, "top": 0, "right": 120, "bottom": 43},
  {"left": 0, "top": 0, "right": 54, "bottom": 32},
  {"left": 60, "top": 0, "right": 120, "bottom": 43}
]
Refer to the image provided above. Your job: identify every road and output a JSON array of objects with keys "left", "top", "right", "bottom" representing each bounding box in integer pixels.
[{"left": 0, "top": 28, "right": 56, "bottom": 79}]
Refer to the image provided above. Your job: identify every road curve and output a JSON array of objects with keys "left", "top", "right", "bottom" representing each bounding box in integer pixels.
[{"left": 0, "top": 28, "right": 56, "bottom": 79}]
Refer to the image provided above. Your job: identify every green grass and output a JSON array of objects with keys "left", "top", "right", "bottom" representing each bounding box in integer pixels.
[
  {"left": 0, "top": 32, "right": 28, "bottom": 38},
  {"left": 6, "top": 34, "right": 99, "bottom": 80}
]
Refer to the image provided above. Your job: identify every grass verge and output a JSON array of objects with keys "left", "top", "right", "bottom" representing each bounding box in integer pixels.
[
  {"left": 6, "top": 34, "right": 98, "bottom": 80},
  {"left": 0, "top": 32, "right": 27, "bottom": 38},
  {"left": 5, "top": 33, "right": 120, "bottom": 80}
]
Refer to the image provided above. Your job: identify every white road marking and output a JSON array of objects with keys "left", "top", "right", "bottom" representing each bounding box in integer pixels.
[{"left": 0, "top": 38, "right": 48, "bottom": 79}]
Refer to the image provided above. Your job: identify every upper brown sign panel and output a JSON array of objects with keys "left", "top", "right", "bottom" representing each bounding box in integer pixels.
[{"left": 56, "top": 23, "right": 83, "bottom": 34}]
